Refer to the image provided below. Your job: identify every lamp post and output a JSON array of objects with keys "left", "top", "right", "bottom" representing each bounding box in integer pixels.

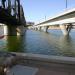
[
  {"left": 66, "top": 0, "right": 67, "bottom": 9},
  {"left": 45, "top": 16, "right": 46, "bottom": 20}
]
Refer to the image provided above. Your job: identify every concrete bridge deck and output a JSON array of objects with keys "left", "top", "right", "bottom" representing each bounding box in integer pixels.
[
  {"left": 32, "top": 8, "right": 75, "bottom": 35},
  {"left": 36, "top": 8, "right": 75, "bottom": 26}
]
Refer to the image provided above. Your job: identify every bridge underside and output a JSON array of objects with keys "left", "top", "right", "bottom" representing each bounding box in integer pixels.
[
  {"left": 32, "top": 8, "right": 75, "bottom": 35},
  {"left": 33, "top": 23, "right": 73, "bottom": 36}
]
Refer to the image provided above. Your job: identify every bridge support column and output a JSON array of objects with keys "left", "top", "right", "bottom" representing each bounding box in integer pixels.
[
  {"left": 37, "top": 27, "right": 39, "bottom": 30},
  {"left": 34, "top": 27, "right": 36, "bottom": 30},
  {"left": 4, "top": 25, "right": 17, "bottom": 36},
  {"left": 41, "top": 26, "right": 49, "bottom": 32},
  {"left": 34, "top": 27, "right": 37, "bottom": 30},
  {"left": 16, "top": 25, "right": 25, "bottom": 36},
  {"left": 37, "top": 27, "right": 41, "bottom": 31},
  {"left": 60, "top": 24, "right": 72, "bottom": 35},
  {"left": 4, "top": 25, "right": 8, "bottom": 35},
  {"left": 4, "top": 25, "right": 25, "bottom": 36}
]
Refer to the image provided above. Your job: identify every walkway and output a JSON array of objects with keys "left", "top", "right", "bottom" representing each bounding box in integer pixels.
[
  {"left": 4, "top": 53, "right": 75, "bottom": 75},
  {"left": 6, "top": 63, "right": 75, "bottom": 75}
]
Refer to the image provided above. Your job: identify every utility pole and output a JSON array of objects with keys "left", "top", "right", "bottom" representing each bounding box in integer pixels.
[
  {"left": 66, "top": 0, "right": 67, "bottom": 9},
  {"left": 45, "top": 16, "right": 46, "bottom": 20}
]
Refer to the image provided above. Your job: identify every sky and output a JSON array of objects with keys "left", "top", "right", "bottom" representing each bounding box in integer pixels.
[{"left": 20, "top": 0, "right": 75, "bottom": 23}]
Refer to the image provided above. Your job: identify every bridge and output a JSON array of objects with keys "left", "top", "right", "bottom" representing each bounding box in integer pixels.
[
  {"left": 31, "top": 8, "right": 75, "bottom": 35},
  {"left": 0, "top": 0, "right": 26, "bottom": 36}
]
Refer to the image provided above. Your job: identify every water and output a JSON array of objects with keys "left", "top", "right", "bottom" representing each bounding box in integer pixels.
[{"left": 0, "top": 29, "right": 75, "bottom": 57}]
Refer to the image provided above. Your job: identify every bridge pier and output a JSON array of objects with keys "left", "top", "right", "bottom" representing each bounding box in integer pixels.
[
  {"left": 34, "top": 27, "right": 38, "bottom": 30},
  {"left": 4, "top": 25, "right": 25, "bottom": 36},
  {"left": 60, "top": 24, "right": 72, "bottom": 35},
  {"left": 16, "top": 25, "right": 25, "bottom": 36},
  {"left": 37, "top": 27, "right": 41, "bottom": 31},
  {"left": 41, "top": 26, "right": 49, "bottom": 32},
  {"left": 4, "top": 25, "right": 17, "bottom": 36}
]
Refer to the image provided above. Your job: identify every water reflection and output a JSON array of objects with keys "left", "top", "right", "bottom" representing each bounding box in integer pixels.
[
  {"left": 59, "top": 35, "right": 72, "bottom": 46},
  {"left": 5, "top": 36, "right": 23, "bottom": 52},
  {"left": 58, "top": 35, "right": 75, "bottom": 57},
  {"left": 0, "top": 30, "right": 75, "bottom": 57}
]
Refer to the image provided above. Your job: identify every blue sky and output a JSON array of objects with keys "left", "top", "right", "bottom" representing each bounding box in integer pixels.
[{"left": 21, "top": 0, "right": 75, "bottom": 23}]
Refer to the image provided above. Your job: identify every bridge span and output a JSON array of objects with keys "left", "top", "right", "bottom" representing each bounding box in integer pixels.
[
  {"left": 0, "top": 0, "right": 26, "bottom": 36},
  {"left": 31, "top": 8, "right": 75, "bottom": 35}
]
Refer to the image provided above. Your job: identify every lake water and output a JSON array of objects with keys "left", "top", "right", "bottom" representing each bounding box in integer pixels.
[{"left": 0, "top": 29, "right": 75, "bottom": 57}]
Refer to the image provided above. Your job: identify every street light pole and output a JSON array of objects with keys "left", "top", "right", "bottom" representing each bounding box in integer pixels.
[
  {"left": 66, "top": 0, "right": 67, "bottom": 9},
  {"left": 45, "top": 16, "right": 46, "bottom": 20}
]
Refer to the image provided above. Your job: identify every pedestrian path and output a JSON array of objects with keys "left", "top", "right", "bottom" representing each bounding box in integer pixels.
[
  {"left": 6, "top": 65, "right": 38, "bottom": 75},
  {"left": 3, "top": 52, "right": 75, "bottom": 75},
  {"left": 6, "top": 64, "right": 75, "bottom": 75}
]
